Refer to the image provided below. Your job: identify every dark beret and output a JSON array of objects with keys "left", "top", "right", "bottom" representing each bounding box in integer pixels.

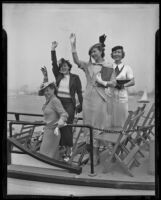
[{"left": 112, "top": 46, "right": 123, "bottom": 52}]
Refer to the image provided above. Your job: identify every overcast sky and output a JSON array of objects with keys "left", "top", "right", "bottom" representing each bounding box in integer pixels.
[{"left": 3, "top": 3, "right": 159, "bottom": 92}]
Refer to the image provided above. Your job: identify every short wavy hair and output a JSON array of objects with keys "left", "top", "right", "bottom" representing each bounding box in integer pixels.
[
  {"left": 111, "top": 46, "right": 125, "bottom": 59},
  {"left": 58, "top": 58, "right": 72, "bottom": 71}
]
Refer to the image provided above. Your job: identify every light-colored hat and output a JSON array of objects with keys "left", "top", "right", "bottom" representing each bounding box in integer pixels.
[{"left": 38, "top": 81, "right": 57, "bottom": 96}]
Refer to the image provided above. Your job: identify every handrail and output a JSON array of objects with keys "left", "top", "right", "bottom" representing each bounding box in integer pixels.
[
  {"left": 8, "top": 111, "right": 43, "bottom": 117},
  {"left": 8, "top": 120, "right": 95, "bottom": 176},
  {"left": 7, "top": 112, "right": 43, "bottom": 121},
  {"left": 7, "top": 112, "right": 83, "bottom": 121}
]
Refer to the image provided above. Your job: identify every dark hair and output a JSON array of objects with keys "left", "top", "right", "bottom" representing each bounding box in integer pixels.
[
  {"left": 111, "top": 46, "right": 125, "bottom": 59},
  {"left": 48, "top": 83, "right": 57, "bottom": 95},
  {"left": 58, "top": 58, "right": 72, "bottom": 71},
  {"left": 88, "top": 34, "right": 106, "bottom": 58}
]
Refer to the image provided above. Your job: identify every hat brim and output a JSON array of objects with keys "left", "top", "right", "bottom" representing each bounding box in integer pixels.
[
  {"left": 38, "top": 89, "right": 45, "bottom": 96},
  {"left": 88, "top": 43, "right": 102, "bottom": 55},
  {"left": 38, "top": 82, "right": 55, "bottom": 96}
]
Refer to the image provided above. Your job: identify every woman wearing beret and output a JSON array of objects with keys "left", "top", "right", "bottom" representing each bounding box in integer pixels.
[
  {"left": 107, "top": 46, "right": 135, "bottom": 127},
  {"left": 41, "top": 42, "right": 83, "bottom": 161},
  {"left": 38, "top": 81, "right": 68, "bottom": 159},
  {"left": 70, "top": 33, "right": 116, "bottom": 165}
]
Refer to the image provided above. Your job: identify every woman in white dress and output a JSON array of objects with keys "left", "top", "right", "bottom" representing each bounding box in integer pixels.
[
  {"left": 70, "top": 33, "right": 116, "bottom": 165},
  {"left": 107, "top": 46, "right": 135, "bottom": 127}
]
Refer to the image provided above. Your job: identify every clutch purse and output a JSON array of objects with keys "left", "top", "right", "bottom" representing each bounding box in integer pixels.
[{"left": 116, "top": 79, "right": 130, "bottom": 85}]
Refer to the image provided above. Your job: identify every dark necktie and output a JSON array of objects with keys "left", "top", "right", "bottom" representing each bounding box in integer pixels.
[{"left": 115, "top": 65, "right": 120, "bottom": 77}]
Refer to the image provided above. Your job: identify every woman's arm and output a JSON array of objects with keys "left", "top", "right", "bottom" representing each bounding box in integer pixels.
[
  {"left": 96, "top": 73, "right": 117, "bottom": 88},
  {"left": 124, "top": 77, "right": 135, "bottom": 87},
  {"left": 70, "top": 33, "right": 87, "bottom": 70},
  {"left": 41, "top": 66, "right": 48, "bottom": 83},
  {"left": 51, "top": 41, "right": 60, "bottom": 79},
  {"left": 75, "top": 76, "right": 83, "bottom": 113},
  {"left": 124, "top": 65, "right": 135, "bottom": 87},
  {"left": 51, "top": 97, "right": 68, "bottom": 127}
]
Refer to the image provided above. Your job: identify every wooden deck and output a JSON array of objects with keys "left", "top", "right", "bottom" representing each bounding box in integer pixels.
[{"left": 7, "top": 145, "right": 155, "bottom": 195}]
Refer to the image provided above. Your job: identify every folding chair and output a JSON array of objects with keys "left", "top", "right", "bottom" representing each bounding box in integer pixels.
[
  {"left": 134, "top": 103, "right": 155, "bottom": 147},
  {"left": 121, "top": 103, "right": 147, "bottom": 150},
  {"left": 11, "top": 124, "right": 36, "bottom": 153},
  {"left": 12, "top": 124, "right": 44, "bottom": 152},
  {"left": 68, "top": 117, "right": 89, "bottom": 166},
  {"left": 95, "top": 107, "right": 146, "bottom": 176}
]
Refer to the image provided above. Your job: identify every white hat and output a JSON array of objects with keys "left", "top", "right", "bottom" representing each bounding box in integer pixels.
[{"left": 38, "top": 81, "right": 57, "bottom": 96}]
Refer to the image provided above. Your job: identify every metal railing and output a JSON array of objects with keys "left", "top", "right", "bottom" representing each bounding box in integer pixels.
[{"left": 7, "top": 111, "right": 95, "bottom": 175}]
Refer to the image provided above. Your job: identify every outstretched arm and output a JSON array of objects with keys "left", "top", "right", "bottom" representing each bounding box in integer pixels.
[
  {"left": 70, "top": 33, "right": 80, "bottom": 65},
  {"left": 41, "top": 66, "right": 48, "bottom": 83},
  {"left": 70, "top": 33, "right": 87, "bottom": 70},
  {"left": 51, "top": 41, "right": 60, "bottom": 79}
]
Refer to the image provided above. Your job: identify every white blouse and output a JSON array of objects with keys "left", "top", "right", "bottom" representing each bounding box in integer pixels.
[
  {"left": 57, "top": 74, "right": 71, "bottom": 98},
  {"left": 106, "top": 62, "right": 134, "bottom": 102},
  {"left": 113, "top": 63, "right": 134, "bottom": 80}
]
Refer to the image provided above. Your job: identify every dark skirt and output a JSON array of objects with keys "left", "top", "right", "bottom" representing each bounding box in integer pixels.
[{"left": 58, "top": 97, "right": 75, "bottom": 147}]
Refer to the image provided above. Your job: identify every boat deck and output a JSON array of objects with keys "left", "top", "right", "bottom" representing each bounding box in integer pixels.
[{"left": 8, "top": 143, "right": 155, "bottom": 191}]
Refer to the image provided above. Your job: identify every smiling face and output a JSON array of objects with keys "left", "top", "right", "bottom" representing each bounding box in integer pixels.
[
  {"left": 90, "top": 47, "right": 102, "bottom": 62},
  {"left": 44, "top": 86, "right": 55, "bottom": 99},
  {"left": 59, "top": 62, "right": 70, "bottom": 75},
  {"left": 112, "top": 49, "right": 124, "bottom": 62}
]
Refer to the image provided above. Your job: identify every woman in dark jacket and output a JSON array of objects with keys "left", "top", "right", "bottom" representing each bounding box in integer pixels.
[{"left": 41, "top": 41, "right": 83, "bottom": 160}]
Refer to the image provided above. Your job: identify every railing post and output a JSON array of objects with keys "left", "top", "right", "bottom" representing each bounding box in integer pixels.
[
  {"left": 88, "top": 126, "right": 97, "bottom": 177},
  {"left": 7, "top": 140, "right": 11, "bottom": 165},
  {"left": 15, "top": 113, "right": 19, "bottom": 121},
  {"left": 7, "top": 122, "right": 13, "bottom": 165}
]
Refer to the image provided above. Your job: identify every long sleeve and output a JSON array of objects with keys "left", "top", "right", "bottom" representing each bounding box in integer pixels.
[
  {"left": 72, "top": 52, "right": 88, "bottom": 72},
  {"left": 76, "top": 76, "right": 83, "bottom": 106},
  {"left": 51, "top": 50, "right": 60, "bottom": 79},
  {"left": 51, "top": 97, "right": 68, "bottom": 122},
  {"left": 43, "top": 76, "right": 48, "bottom": 83}
]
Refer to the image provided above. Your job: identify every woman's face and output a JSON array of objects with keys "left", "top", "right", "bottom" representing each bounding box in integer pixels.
[
  {"left": 112, "top": 49, "right": 123, "bottom": 62},
  {"left": 59, "top": 62, "right": 70, "bottom": 74},
  {"left": 90, "top": 47, "right": 102, "bottom": 61},
  {"left": 44, "top": 86, "right": 55, "bottom": 99}
]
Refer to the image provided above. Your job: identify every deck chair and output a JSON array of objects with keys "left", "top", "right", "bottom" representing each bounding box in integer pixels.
[
  {"left": 11, "top": 124, "right": 36, "bottom": 153},
  {"left": 95, "top": 107, "right": 145, "bottom": 177},
  {"left": 68, "top": 117, "right": 89, "bottom": 166},
  {"left": 121, "top": 103, "right": 147, "bottom": 150},
  {"left": 134, "top": 103, "right": 155, "bottom": 147},
  {"left": 12, "top": 124, "right": 44, "bottom": 152}
]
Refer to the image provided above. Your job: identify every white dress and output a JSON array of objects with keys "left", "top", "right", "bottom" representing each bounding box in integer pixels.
[
  {"left": 78, "top": 60, "right": 113, "bottom": 147},
  {"left": 106, "top": 62, "right": 134, "bottom": 127}
]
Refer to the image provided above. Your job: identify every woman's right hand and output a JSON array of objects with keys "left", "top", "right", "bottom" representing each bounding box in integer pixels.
[
  {"left": 51, "top": 41, "right": 58, "bottom": 51},
  {"left": 41, "top": 66, "right": 48, "bottom": 77}
]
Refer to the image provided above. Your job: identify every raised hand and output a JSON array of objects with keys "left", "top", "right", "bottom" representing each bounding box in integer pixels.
[
  {"left": 70, "top": 33, "right": 76, "bottom": 45},
  {"left": 41, "top": 66, "right": 48, "bottom": 77},
  {"left": 51, "top": 41, "right": 58, "bottom": 50}
]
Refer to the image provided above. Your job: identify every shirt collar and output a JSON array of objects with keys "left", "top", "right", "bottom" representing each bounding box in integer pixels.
[{"left": 113, "top": 62, "right": 124, "bottom": 70}]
